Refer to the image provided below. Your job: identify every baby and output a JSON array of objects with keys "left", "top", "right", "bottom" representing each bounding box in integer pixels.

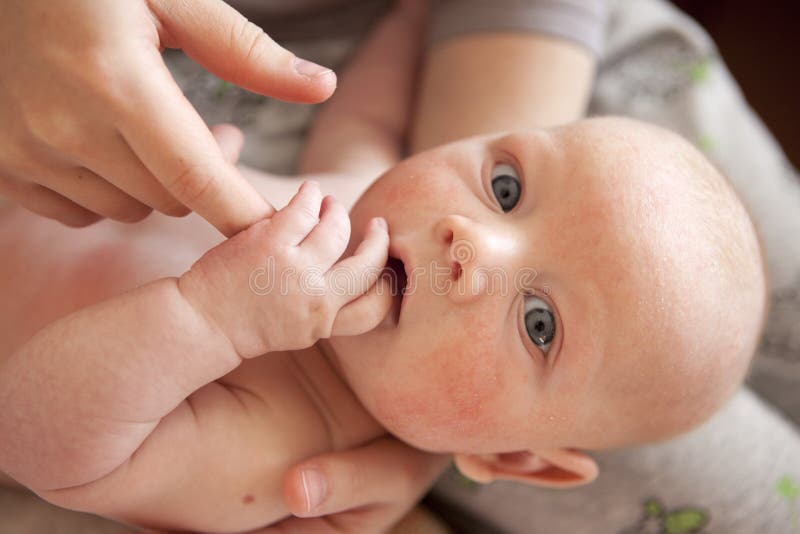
[
  {"left": 0, "top": 5, "right": 765, "bottom": 534},
  {"left": 0, "top": 124, "right": 767, "bottom": 532}
]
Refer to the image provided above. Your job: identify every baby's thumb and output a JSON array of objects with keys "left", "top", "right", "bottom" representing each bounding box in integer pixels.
[
  {"left": 148, "top": 0, "right": 336, "bottom": 103},
  {"left": 331, "top": 276, "right": 393, "bottom": 337}
]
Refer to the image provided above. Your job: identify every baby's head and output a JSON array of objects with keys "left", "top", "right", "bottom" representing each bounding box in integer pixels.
[{"left": 329, "top": 117, "right": 766, "bottom": 487}]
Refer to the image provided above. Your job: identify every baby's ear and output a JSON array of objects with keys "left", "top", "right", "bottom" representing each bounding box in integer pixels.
[{"left": 454, "top": 449, "right": 598, "bottom": 488}]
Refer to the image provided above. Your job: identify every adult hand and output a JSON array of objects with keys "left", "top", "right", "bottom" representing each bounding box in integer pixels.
[
  {"left": 267, "top": 438, "right": 449, "bottom": 533},
  {"left": 0, "top": 0, "right": 336, "bottom": 236}
]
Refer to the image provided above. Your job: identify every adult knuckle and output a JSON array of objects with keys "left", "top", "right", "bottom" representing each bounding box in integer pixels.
[
  {"left": 166, "top": 162, "right": 218, "bottom": 206},
  {"left": 71, "top": 48, "right": 132, "bottom": 109},
  {"left": 102, "top": 196, "right": 151, "bottom": 223},
  {"left": 119, "top": 205, "right": 153, "bottom": 223},
  {"left": 157, "top": 199, "right": 191, "bottom": 217},
  {"left": 146, "top": 187, "right": 190, "bottom": 216},
  {"left": 231, "top": 18, "right": 261, "bottom": 53},
  {"left": 77, "top": 48, "right": 117, "bottom": 87},
  {"left": 60, "top": 212, "right": 102, "bottom": 228},
  {"left": 27, "top": 113, "right": 85, "bottom": 156},
  {"left": 229, "top": 19, "right": 272, "bottom": 84},
  {"left": 69, "top": 43, "right": 109, "bottom": 75}
]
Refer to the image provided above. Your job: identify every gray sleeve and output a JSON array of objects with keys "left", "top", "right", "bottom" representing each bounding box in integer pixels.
[{"left": 429, "top": 0, "right": 609, "bottom": 56}]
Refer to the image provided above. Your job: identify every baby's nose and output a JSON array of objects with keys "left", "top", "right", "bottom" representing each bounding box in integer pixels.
[{"left": 434, "top": 215, "right": 515, "bottom": 303}]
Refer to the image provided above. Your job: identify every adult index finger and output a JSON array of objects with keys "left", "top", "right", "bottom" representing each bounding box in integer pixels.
[{"left": 117, "top": 55, "right": 274, "bottom": 236}]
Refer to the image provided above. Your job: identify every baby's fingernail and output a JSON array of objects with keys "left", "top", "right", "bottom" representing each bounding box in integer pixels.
[
  {"left": 374, "top": 217, "right": 387, "bottom": 230},
  {"left": 294, "top": 57, "right": 333, "bottom": 79},
  {"left": 305, "top": 179, "right": 320, "bottom": 189},
  {"left": 300, "top": 467, "right": 327, "bottom": 513}
]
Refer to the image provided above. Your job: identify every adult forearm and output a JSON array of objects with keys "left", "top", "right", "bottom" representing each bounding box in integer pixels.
[
  {"left": 0, "top": 278, "right": 239, "bottom": 491},
  {"left": 410, "top": 33, "right": 595, "bottom": 152}
]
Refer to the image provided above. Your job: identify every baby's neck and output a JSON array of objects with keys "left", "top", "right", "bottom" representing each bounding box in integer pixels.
[{"left": 288, "top": 341, "right": 384, "bottom": 449}]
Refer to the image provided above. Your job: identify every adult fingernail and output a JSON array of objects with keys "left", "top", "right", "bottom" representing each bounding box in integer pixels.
[
  {"left": 300, "top": 468, "right": 327, "bottom": 513},
  {"left": 294, "top": 57, "right": 333, "bottom": 79}
]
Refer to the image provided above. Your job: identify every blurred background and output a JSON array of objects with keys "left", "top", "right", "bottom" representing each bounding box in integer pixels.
[{"left": 671, "top": 0, "right": 799, "bottom": 167}]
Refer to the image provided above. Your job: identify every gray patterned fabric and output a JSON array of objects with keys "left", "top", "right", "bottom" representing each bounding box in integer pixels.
[
  {"left": 2, "top": 0, "right": 799, "bottom": 532},
  {"left": 226, "top": 0, "right": 608, "bottom": 54},
  {"left": 430, "top": 0, "right": 607, "bottom": 55},
  {"left": 434, "top": 390, "right": 800, "bottom": 534},
  {"left": 433, "top": 0, "right": 800, "bottom": 531}
]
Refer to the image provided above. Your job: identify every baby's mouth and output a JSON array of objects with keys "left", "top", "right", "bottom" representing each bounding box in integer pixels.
[{"left": 385, "top": 255, "right": 407, "bottom": 324}]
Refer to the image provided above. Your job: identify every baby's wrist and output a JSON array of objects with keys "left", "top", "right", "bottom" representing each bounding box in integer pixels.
[
  {"left": 175, "top": 270, "right": 245, "bottom": 359},
  {"left": 176, "top": 266, "right": 275, "bottom": 360}
]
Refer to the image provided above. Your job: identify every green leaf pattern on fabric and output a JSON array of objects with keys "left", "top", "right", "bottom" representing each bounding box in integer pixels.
[
  {"left": 663, "top": 508, "right": 708, "bottom": 533},
  {"left": 777, "top": 475, "right": 800, "bottom": 501}
]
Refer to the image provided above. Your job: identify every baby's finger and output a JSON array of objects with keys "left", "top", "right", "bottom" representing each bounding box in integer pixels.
[
  {"left": 271, "top": 181, "right": 324, "bottom": 246},
  {"left": 299, "top": 195, "right": 350, "bottom": 270},
  {"left": 330, "top": 217, "right": 389, "bottom": 303},
  {"left": 331, "top": 275, "right": 392, "bottom": 336}
]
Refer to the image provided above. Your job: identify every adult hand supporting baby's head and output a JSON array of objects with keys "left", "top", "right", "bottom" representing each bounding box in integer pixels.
[
  {"left": 0, "top": 0, "right": 337, "bottom": 237},
  {"left": 265, "top": 438, "right": 448, "bottom": 533}
]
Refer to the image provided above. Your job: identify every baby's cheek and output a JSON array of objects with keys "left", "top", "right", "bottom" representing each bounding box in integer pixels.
[
  {"left": 382, "top": 160, "right": 461, "bottom": 212},
  {"left": 374, "top": 319, "right": 510, "bottom": 451}
]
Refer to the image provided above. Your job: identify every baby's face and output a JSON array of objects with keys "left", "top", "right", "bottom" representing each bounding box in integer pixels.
[{"left": 329, "top": 118, "right": 762, "bottom": 455}]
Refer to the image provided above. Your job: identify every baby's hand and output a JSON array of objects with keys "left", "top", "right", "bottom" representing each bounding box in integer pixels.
[{"left": 179, "top": 181, "right": 391, "bottom": 358}]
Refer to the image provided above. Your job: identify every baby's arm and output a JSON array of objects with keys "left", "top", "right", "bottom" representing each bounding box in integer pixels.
[
  {"left": 0, "top": 183, "right": 389, "bottom": 494},
  {"left": 0, "top": 275, "right": 238, "bottom": 491},
  {"left": 411, "top": 2, "right": 601, "bottom": 150},
  {"left": 299, "top": 0, "right": 428, "bottom": 179}
]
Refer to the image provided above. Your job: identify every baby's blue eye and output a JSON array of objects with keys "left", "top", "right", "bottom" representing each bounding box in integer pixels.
[
  {"left": 491, "top": 163, "right": 521, "bottom": 213},
  {"left": 524, "top": 296, "right": 555, "bottom": 353}
]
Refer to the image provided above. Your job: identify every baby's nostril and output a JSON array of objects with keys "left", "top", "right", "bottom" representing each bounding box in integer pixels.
[
  {"left": 444, "top": 229, "right": 454, "bottom": 245},
  {"left": 451, "top": 261, "right": 462, "bottom": 280}
]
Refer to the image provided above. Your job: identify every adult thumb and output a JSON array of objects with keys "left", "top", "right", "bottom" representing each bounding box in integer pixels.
[{"left": 148, "top": 0, "right": 336, "bottom": 103}]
